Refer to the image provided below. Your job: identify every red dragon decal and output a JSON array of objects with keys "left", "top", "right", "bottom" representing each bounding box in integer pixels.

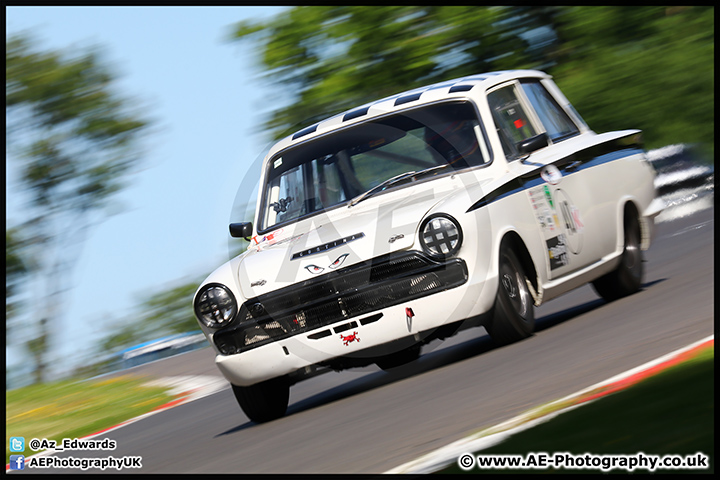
[{"left": 340, "top": 331, "right": 360, "bottom": 346}]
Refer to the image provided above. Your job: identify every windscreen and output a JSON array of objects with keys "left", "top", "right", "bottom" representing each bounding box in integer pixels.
[{"left": 260, "top": 101, "right": 489, "bottom": 231}]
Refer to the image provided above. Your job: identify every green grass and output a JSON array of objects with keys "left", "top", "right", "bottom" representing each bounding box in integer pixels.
[
  {"left": 6, "top": 375, "right": 174, "bottom": 465},
  {"left": 438, "top": 347, "right": 714, "bottom": 474}
]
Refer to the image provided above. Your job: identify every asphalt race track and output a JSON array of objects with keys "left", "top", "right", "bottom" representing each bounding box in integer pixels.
[{"left": 38, "top": 207, "right": 713, "bottom": 474}]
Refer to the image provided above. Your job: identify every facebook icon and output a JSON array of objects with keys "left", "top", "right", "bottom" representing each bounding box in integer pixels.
[{"left": 10, "top": 455, "right": 25, "bottom": 470}]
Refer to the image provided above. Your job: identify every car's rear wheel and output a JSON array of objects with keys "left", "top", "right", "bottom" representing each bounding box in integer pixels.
[
  {"left": 487, "top": 248, "right": 535, "bottom": 345},
  {"left": 231, "top": 376, "right": 289, "bottom": 423},
  {"left": 592, "top": 212, "right": 643, "bottom": 301}
]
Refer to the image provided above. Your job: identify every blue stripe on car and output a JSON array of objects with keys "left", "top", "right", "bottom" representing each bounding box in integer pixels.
[{"left": 466, "top": 142, "right": 644, "bottom": 213}]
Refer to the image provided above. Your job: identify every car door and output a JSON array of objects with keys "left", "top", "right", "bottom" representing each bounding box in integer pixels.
[{"left": 487, "top": 79, "right": 598, "bottom": 280}]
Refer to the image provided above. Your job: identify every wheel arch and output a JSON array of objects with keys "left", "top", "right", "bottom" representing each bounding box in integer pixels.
[
  {"left": 625, "top": 199, "right": 652, "bottom": 251},
  {"left": 617, "top": 197, "right": 645, "bottom": 251},
  {"left": 498, "top": 230, "right": 539, "bottom": 302}
]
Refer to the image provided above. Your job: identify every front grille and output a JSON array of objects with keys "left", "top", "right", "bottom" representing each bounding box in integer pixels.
[{"left": 213, "top": 251, "right": 467, "bottom": 355}]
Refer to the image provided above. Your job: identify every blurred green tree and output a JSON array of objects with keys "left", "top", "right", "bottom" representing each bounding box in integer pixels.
[
  {"left": 231, "top": 6, "right": 540, "bottom": 141},
  {"left": 6, "top": 228, "right": 31, "bottom": 323},
  {"left": 232, "top": 6, "right": 713, "bottom": 157},
  {"left": 6, "top": 34, "right": 152, "bottom": 383},
  {"left": 549, "top": 6, "right": 714, "bottom": 157}
]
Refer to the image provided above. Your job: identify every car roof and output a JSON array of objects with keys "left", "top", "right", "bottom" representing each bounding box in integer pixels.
[{"left": 265, "top": 69, "right": 550, "bottom": 160}]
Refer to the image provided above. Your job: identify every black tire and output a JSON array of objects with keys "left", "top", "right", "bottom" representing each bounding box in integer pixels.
[
  {"left": 486, "top": 248, "right": 535, "bottom": 346},
  {"left": 376, "top": 345, "right": 421, "bottom": 370},
  {"left": 592, "top": 213, "right": 643, "bottom": 301},
  {"left": 231, "top": 377, "right": 289, "bottom": 423}
]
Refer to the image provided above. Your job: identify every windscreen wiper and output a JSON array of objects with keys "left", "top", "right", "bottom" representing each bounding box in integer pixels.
[
  {"left": 348, "top": 164, "right": 450, "bottom": 208},
  {"left": 348, "top": 171, "right": 416, "bottom": 208}
]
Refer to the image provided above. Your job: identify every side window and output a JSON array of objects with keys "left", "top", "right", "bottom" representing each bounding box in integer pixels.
[
  {"left": 263, "top": 165, "right": 307, "bottom": 228},
  {"left": 487, "top": 85, "right": 537, "bottom": 159},
  {"left": 520, "top": 80, "right": 579, "bottom": 142}
]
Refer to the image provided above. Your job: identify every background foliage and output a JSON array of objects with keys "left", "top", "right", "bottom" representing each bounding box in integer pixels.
[
  {"left": 6, "top": 33, "right": 151, "bottom": 382},
  {"left": 550, "top": 6, "right": 713, "bottom": 159},
  {"left": 233, "top": 6, "right": 713, "bottom": 158}
]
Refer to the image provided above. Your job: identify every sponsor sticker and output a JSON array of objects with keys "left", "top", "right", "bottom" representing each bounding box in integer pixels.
[
  {"left": 547, "top": 234, "right": 569, "bottom": 270},
  {"left": 340, "top": 331, "right": 360, "bottom": 346}
]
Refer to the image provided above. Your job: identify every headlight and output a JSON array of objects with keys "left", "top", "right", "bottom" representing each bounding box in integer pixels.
[
  {"left": 419, "top": 214, "right": 463, "bottom": 258},
  {"left": 194, "top": 284, "right": 238, "bottom": 329}
]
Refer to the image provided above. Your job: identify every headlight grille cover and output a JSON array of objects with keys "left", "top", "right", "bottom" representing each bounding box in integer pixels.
[
  {"left": 194, "top": 284, "right": 238, "bottom": 329},
  {"left": 212, "top": 251, "right": 467, "bottom": 355},
  {"left": 420, "top": 214, "right": 463, "bottom": 258}
]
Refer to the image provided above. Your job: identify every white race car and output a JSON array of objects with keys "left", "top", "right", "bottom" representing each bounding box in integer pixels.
[{"left": 193, "top": 69, "right": 663, "bottom": 422}]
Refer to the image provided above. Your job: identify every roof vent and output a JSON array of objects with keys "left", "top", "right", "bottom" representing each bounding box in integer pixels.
[
  {"left": 292, "top": 124, "right": 318, "bottom": 140},
  {"left": 343, "top": 106, "right": 370, "bottom": 122},
  {"left": 394, "top": 92, "right": 422, "bottom": 106},
  {"left": 449, "top": 84, "right": 474, "bottom": 93}
]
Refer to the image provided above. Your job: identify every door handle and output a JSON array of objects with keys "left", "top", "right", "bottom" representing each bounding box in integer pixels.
[{"left": 565, "top": 160, "right": 583, "bottom": 171}]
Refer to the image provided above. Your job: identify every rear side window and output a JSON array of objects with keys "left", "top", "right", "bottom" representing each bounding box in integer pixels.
[{"left": 520, "top": 80, "right": 579, "bottom": 142}]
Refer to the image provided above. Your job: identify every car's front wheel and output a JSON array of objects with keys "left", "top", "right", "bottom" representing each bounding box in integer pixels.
[
  {"left": 486, "top": 248, "right": 535, "bottom": 346},
  {"left": 231, "top": 376, "right": 289, "bottom": 423},
  {"left": 592, "top": 212, "right": 643, "bottom": 301}
]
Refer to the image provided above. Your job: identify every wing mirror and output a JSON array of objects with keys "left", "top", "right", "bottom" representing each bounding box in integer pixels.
[
  {"left": 230, "top": 222, "right": 253, "bottom": 241},
  {"left": 516, "top": 133, "right": 549, "bottom": 165},
  {"left": 517, "top": 132, "right": 549, "bottom": 156}
]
